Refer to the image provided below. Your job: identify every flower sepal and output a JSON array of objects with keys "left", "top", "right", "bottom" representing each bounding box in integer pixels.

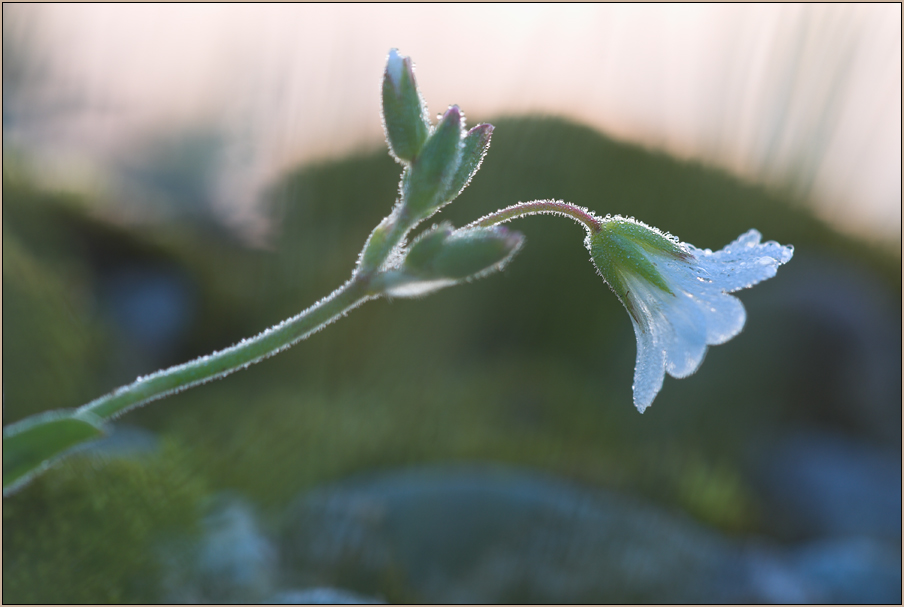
[{"left": 589, "top": 218, "right": 688, "bottom": 321}]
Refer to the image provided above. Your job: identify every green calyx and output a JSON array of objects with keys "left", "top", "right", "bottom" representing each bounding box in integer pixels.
[{"left": 589, "top": 218, "right": 687, "bottom": 314}]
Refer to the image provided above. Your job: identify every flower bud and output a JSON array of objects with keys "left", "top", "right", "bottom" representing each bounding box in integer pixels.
[
  {"left": 379, "top": 222, "right": 524, "bottom": 297},
  {"left": 402, "top": 105, "right": 464, "bottom": 220},
  {"left": 358, "top": 214, "right": 397, "bottom": 272},
  {"left": 428, "top": 225, "right": 524, "bottom": 280},
  {"left": 382, "top": 49, "right": 429, "bottom": 163},
  {"left": 446, "top": 123, "right": 494, "bottom": 201},
  {"left": 401, "top": 222, "right": 452, "bottom": 273}
]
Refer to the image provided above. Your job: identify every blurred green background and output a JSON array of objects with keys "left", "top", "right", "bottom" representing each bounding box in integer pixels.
[{"left": 4, "top": 115, "right": 900, "bottom": 602}]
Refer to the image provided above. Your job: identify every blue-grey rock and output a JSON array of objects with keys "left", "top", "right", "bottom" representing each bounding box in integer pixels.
[
  {"left": 269, "top": 587, "right": 385, "bottom": 604},
  {"left": 279, "top": 465, "right": 762, "bottom": 603},
  {"left": 787, "top": 537, "right": 901, "bottom": 604},
  {"left": 163, "top": 494, "right": 278, "bottom": 604},
  {"left": 748, "top": 254, "right": 901, "bottom": 443},
  {"left": 100, "top": 264, "right": 195, "bottom": 360},
  {"left": 746, "top": 535, "right": 901, "bottom": 604},
  {"left": 76, "top": 424, "right": 159, "bottom": 459},
  {"left": 752, "top": 429, "right": 901, "bottom": 541},
  {"left": 200, "top": 495, "right": 277, "bottom": 601}
]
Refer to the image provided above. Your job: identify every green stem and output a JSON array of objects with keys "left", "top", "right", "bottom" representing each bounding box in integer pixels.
[
  {"left": 466, "top": 200, "right": 602, "bottom": 233},
  {"left": 79, "top": 275, "right": 377, "bottom": 421},
  {"left": 29, "top": 200, "right": 598, "bottom": 425}
]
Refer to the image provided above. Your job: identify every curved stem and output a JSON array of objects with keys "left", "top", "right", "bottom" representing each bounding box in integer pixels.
[
  {"left": 465, "top": 200, "right": 602, "bottom": 233},
  {"left": 79, "top": 275, "right": 377, "bottom": 421},
  {"left": 39, "top": 200, "right": 601, "bottom": 424}
]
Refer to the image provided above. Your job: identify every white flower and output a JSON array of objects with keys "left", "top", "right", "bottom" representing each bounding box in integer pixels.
[{"left": 588, "top": 217, "right": 794, "bottom": 412}]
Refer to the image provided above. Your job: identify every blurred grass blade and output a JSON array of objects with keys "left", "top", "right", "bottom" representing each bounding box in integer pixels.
[{"left": 3, "top": 410, "right": 107, "bottom": 496}]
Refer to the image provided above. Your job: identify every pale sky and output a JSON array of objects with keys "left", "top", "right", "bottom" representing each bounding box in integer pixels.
[{"left": 4, "top": 4, "right": 901, "bottom": 249}]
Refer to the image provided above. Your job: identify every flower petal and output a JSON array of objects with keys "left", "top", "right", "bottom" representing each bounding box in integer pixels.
[
  {"left": 662, "top": 291, "right": 709, "bottom": 378},
  {"left": 698, "top": 290, "right": 746, "bottom": 345},
  {"left": 662, "top": 260, "right": 748, "bottom": 345},
  {"left": 687, "top": 229, "right": 794, "bottom": 293},
  {"left": 631, "top": 312, "right": 666, "bottom": 413}
]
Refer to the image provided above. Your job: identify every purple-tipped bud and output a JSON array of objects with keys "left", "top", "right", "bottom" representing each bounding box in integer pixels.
[
  {"left": 402, "top": 105, "right": 464, "bottom": 220},
  {"left": 447, "top": 123, "right": 494, "bottom": 199}
]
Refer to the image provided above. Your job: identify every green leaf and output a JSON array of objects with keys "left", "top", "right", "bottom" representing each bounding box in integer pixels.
[{"left": 3, "top": 410, "right": 107, "bottom": 496}]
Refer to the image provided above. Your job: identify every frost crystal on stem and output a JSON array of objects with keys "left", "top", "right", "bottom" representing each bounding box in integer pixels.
[{"left": 588, "top": 218, "right": 794, "bottom": 412}]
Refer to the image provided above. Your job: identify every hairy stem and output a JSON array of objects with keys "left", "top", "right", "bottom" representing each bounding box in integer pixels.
[
  {"left": 466, "top": 200, "right": 602, "bottom": 233},
  {"left": 78, "top": 275, "right": 376, "bottom": 421}
]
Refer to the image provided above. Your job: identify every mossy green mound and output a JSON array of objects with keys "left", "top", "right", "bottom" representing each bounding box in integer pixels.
[{"left": 2, "top": 440, "right": 206, "bottom": 603}]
